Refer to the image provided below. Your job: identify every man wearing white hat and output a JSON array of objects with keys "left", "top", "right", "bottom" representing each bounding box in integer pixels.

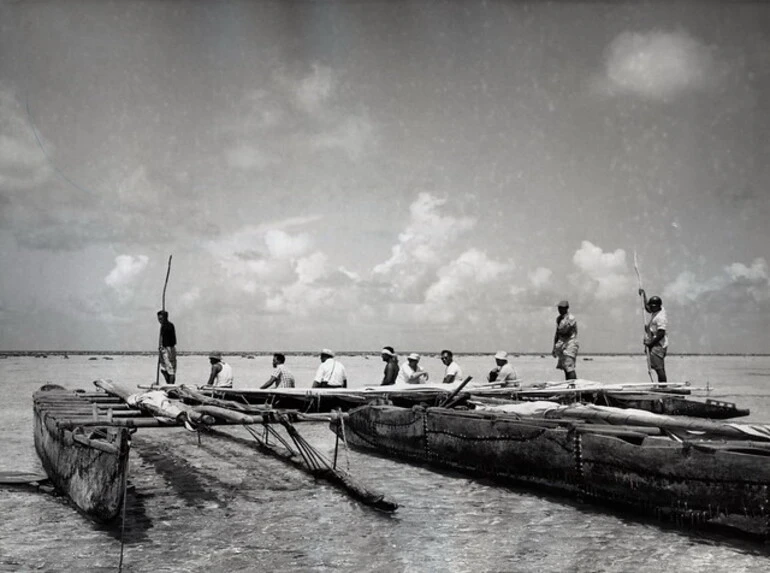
[
  {"left": 397, "top": 353, "right": 430, "bottom": 384},
  {"left": 552, "top": 300, "right": 579, "bottom": 381},
  {"left": 312, "top": 349, "right": 348, "bottom": 388},
  {"left": 487, "top": 351, "right": 519, "bottom": 386}
]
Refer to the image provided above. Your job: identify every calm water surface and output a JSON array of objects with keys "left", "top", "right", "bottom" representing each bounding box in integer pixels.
[{"left": 2, "top": 354, "right": 770, "bottom": 572}]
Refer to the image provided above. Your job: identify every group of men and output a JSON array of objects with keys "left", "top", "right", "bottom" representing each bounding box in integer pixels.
[
  {"left": 379, "top": 347, "right": 519, "bottom": 386},
  {"left": 155, "top": 289, "right": 668, "bottom": 389},
  {"left": 551, "top": 291, "right": 668, "bottom": 383}
]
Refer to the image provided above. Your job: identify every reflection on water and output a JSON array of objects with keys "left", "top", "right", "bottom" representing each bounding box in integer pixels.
[{"left": 2, "top": 354, "right": 770, "bottom": 572}]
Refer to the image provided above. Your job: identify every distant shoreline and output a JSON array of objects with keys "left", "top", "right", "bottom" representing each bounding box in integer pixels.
[{"left": 1, "top": 350, "right": 768, "bottom": 358}]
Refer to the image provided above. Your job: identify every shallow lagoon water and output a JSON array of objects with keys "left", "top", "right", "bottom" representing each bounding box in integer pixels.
[{"left": 2, "top": 353, "right": 770, "bottom": 572}]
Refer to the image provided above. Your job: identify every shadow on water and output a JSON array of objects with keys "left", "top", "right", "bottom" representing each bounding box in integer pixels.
[
  {"left": 94, "top": 485, "right": 152, "bottom": 543},
  {"left": 133, "top": 440, "right": 223, "bottom": 508}
]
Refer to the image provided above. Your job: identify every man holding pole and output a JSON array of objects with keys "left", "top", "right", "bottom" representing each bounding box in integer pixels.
[
  {"left": 157, "top": 310, "right": 177, "bottom": 385},
  {"left": 638, "top": 290, "right": 668, "bottom": 383}
]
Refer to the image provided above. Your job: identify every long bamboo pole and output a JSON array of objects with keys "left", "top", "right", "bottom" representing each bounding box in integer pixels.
[
  {"left": 155, "top": 255, "right": 173, "bottom": 387},
  {"left": 633, "top": 251, "right": 654, "bottom": 383}
]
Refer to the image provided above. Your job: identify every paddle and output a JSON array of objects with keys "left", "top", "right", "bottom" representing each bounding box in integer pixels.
[
  {"left": 633, "top": 251, "right": 654, "bottom": 383},
  {"left": 155, "top": 255, "right": 173, "bottom": 387}
]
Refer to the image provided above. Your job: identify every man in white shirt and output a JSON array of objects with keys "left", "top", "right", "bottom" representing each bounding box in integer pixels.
[
  {"left": 397, "top": 353, "right": 430, "bottom": 384},
  {"left": 487, "top": 351, "right": 519, "bottom": 386},
  {"left": 312, "top": 349, "right": 348, "bottom": 388},
  {"left": 639, "top": 290, "right": 669, "bottom": 383},
  {"left": 440, "top": 349, "right": 463, "bottom": 384}
]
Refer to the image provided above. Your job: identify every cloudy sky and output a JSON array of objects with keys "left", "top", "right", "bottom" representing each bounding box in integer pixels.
[{"left": 1, "top": 1, "right": 768, "bottom": 354}]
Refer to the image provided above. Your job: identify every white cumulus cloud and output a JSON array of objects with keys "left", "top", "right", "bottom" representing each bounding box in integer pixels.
[
  {"left": 570, "top": 241, "right": 631, "bottom": 300},
  {"left": 104, "top": 255, "right": 149, "bottom": 301},
  {"left": 665, "top": 257, "right": 770, "bottom": 305},
  {"left": 373, "top": 192, "right": 476, "bottom": 300},
  {"left": 599, "top": 30, "right": 719, "bottom": 101}
]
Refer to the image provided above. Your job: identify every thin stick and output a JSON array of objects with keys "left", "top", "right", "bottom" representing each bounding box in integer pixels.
[
  {"left": 155, "top": 255, "right": 173, "bottom": 387},
  {"left": 161, "top": 255, "right": 172, "bottom": 312},
  {"left": 633, "top": 251, "right": 654, "bottom": 383}
]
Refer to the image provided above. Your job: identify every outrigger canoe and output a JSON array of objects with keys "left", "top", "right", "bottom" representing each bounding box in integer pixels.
[
  {"left": 33, "top": 384, "right": 131, "bottom": 523},
  {"left": 333, "top": 403, "right": 770, "bottom": 539},
  {"left": 32, "top": 381, "right": 397, "bottom": 521}
]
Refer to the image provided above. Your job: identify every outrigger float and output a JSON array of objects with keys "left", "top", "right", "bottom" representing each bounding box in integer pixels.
[
  {"left": 333, "top": 403, "right": 770, "bottom": 539},
  {"left": 201, "top": 379, "right": 749, "bottom": 420},
  {"left": 32, "top": 380, "right": 397, "bottom": 523},
  {"left": 469, "top": 379, "right": 750, "bottom": 420}
]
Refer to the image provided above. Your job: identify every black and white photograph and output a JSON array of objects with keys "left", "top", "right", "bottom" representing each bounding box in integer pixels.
[{"left": 1, "top": 1, "right": 769, "bottom": 571}]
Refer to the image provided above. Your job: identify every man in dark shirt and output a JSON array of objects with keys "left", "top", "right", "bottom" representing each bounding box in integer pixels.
[
  {"left": 157, "top": 310, "right": 177, "bottom": 384},
  {"left": 380, "top": 346, "right": 399, "bottom": 386}
]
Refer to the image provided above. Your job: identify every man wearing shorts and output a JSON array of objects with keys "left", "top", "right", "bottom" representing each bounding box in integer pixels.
[
  {"left": 639, "top": 290, "right": 668, "bottom": 383},
  {"left": 157, "top": 310, "right": 177, "bottom": 385},
  {"left": 552, "top": 300, "right": 579, "bottom": 381}
]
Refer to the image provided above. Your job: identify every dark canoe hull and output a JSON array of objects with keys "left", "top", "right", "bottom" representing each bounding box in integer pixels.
[
  {"left": 33, "top": 385, "right": 130, "bottom": 523},
  {"left": 201, "top": 386, "right": 453, "bottom": 413},
  {"left": 335, "top": 405, "right": 770, "bottom": 538}
]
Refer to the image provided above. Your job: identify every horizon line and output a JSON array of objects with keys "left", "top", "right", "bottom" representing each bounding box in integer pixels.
[{"left": 1, "top": 350, "right": 769, "bottom": 358}]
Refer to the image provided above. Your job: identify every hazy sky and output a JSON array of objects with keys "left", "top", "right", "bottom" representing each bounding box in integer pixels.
[{"left": 1, "top": 1, "right": 768, "bottom": 353}]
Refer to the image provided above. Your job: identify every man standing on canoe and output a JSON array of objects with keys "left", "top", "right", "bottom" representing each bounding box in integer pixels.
[
  {"left": 552, "top": 300, "right": 579, "bottom": 381},
  {"left": 380, "top": 346, "right": 400, "bottom": 386},
  {"left": 261, "top": 353, "right": 296, "bottom": 389},
  {"left": 205, "top": 352, "right": 234, "bottom": 388},
  {"left": 312, "top": 349, "right": 348, "bottom": 388},
  {"left": 638, "top": 289, "right": 668, "bottom": 383},
  {"left": 440, "top": 350, "right": 463, "bottom": 384},
  {"left": 157, "top": 310, "right": 177, "bottom": 385}
]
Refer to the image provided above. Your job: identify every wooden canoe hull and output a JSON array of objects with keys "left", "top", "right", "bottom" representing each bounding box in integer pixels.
[
  {"left": 33, "top": 386, "right": 130, "bottom": 523},
  {"left": 335, "top": 405, "right": 770, "bottom": 538}
]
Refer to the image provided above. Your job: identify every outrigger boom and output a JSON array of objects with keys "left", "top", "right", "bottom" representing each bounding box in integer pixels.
[{"left": 32, "top": 379, "right": 398, "bottom": 522}]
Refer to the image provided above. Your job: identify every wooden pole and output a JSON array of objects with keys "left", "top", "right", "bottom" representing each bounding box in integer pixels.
[
  {"left": 633, "top": 251, "right": 654, "bottom": 383},
  {"left": 156, "top": 255, "right": 173, "bottom": 387},
  {"left": 439, "top": 376, "right": 474, "bottom": 408}
]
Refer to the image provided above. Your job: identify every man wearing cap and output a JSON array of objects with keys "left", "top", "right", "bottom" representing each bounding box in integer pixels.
[
  {"left": 312, "top": 349, "right": 348, "bottom": 388},
  {"left": 440, "top": 350, "right": 463, "bottom": 384},
  {"left": 156, "top": 310, "right": 177, "bottom": 385},
  {"left": 380, "top": 346, "right": 400, "bottom": 386},
  {"left": 205, "top": 352, "right": 234, "bottom": 388},
  {"left": 639, "top": 289, "right": 668, "bottom": 383},
  {"left": 397, "top": 353, "right": 430, "bottom": 384},
  {"left": 552, "top": 301, "right": 579, "bottom": 381},
  {"left": 487, "top": 351, "right": 519, "bottom": 386},
  {"left": 261, "top": 353, "right": 296, "bottom": 389}
]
